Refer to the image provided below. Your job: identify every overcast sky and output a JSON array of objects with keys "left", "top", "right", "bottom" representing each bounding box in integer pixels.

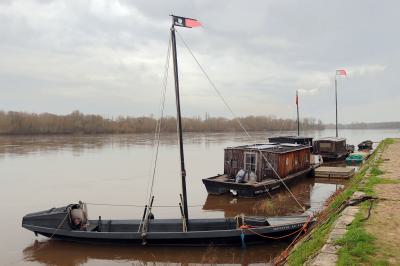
[{"left": 0, "top": 0, "right": 398, "bottom": 123}]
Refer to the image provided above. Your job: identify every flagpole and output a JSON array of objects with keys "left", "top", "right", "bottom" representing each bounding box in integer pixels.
[
  {"left": 296, "top": 90, "right": 300, "bottom": 136},
  {"left": 170, "top": 20, "right": 189, "bottom": 228},
  {"left": 335, "top": 76, "right": 338, "bottom": 138}
]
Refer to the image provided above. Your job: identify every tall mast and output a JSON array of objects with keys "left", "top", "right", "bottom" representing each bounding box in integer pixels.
[
  {"left": 170, "top": 22, "right": 189, "bottom": 227},
  {"left": 335, "top": 77, "right": 338, "bottom": 138},
  {"left": 296, "top": 90, "right": 300, "bottom": 136}
]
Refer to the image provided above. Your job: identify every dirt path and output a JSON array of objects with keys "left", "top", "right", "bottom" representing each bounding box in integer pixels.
[{"left": 364, "top": 139, "right": 400, "bottom": 265}]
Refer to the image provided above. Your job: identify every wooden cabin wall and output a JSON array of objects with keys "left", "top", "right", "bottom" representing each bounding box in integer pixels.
[
  {"left": 260, "top": 152, "right": 279, "bottom": 180},
  {"left": 277, "top": 149, "right": 310, "bottom": 178},
  {"left": 335, "top": 141, "right": 346, "bottom": 153},
  {"left": 224, "top": 147, "right": 311, "bottom": 180},
  {"left": 224, "top": 148, "right": 264, "bottom": 180},
  {"left": 224, "top": 148, "right": 244, "bottom": 177}
]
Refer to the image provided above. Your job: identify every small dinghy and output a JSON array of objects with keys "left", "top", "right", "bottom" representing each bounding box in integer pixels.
[
  {"left": 358, "top": 140, "right": 373, "bottom": 151},
  {"left": 22, "top": 15, "right": 313, "bottom": 246},
  {"left": 346, "top": 152, "right": 367, "bottom": 166}
]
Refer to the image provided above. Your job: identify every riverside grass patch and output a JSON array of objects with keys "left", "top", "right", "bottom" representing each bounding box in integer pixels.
[
  {"left": 336, "top": 138, "right": 399, "bottom": 265},
  {"left": 287, "top": 139, "right": 392, "bottom": 266},
  {"left": 336, "top": 207, "right": 377, "bottom": 266}
]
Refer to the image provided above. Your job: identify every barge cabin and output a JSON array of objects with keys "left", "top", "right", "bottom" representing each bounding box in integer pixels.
[
  {"left": 202, "top": 143, "right": 312, "bottom": 197},
  {"left": 313, "top": 137, "right": 348, "bottom": 160}
]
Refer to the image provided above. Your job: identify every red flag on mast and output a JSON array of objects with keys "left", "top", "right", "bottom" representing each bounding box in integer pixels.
[
  {"left": 336, "top": 69, "right": 347, "bottom": 76},
  {"left": 172, "top": 15, "right": 201, "bottom": 28}
]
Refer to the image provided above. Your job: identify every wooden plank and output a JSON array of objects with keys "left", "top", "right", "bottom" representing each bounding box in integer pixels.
[{"left": 315, "top": 166, "right": 355, "bottom": 179}]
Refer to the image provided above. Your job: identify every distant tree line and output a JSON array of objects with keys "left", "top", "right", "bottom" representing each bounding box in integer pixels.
[
  {"left": 325, "top": 122, "right": 400, "bottom": 130},
  {"left": 0, "top": 110, "right": 324, "bottom": 135}
]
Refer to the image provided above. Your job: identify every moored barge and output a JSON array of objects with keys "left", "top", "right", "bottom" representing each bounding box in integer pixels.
[
  {"left": 312, "top": 137, "right": 349, "bottom": 160},
  {"left": 202, "top": 143, "right": 313, "bottom": 197}
]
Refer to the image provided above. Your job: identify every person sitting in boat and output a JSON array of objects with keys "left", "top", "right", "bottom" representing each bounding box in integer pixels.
[{"left": 70, "top": 207, "right": 88, "bottom": 230}]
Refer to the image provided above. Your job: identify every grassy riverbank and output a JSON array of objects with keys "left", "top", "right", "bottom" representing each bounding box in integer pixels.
[
  {"left": 335, "top": 160, "right": 400, "bottom": 265},
  {"left": 287, "top": 138, "right": 395, "bottom": 265}
]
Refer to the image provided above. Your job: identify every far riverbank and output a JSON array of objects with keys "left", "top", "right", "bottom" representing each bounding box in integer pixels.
[{"left": 0, "top": 110, "right": 323, "bottom": 135}]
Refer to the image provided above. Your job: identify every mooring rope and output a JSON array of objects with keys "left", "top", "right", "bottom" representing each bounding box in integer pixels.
[
  {"left": 239, "top": 215, "right": 312, "bottom": 243},
  {"left": 176, "top": 30, "right": 305, "bottom": 211},
  {"left": 48, "top": 211, "right": 70, "bottom": 240}
]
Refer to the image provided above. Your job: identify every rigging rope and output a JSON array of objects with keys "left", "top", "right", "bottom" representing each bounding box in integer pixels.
[
  {"left": 139, "top": 34, "right": 172, "bottom": 233},
  {"left": 84, "top": 202, "right": 203, "bottom": 208},
  {"left": 145, "top": 35, "right": 172, "bottom": 205},
  {"left": 176, "top": 30, "right": 305, "bottom": 211}
]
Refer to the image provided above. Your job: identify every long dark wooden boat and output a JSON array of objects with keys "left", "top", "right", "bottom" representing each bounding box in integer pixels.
[
  {"left": 202, "top": 143, "right": 313, "bottom": 197},
  {"left": 22, "top": 203, "right": 311, "bottom": 246},
  {"left": 22, "top": 15, "right": 313, "bottom": 246}
]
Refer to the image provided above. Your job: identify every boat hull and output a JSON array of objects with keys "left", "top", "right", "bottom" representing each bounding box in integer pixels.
[{"left": 202, "top": 167, "right": 312, "bottom": 198}]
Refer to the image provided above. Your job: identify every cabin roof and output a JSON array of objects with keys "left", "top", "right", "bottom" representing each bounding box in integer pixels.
[
  {"left": 268, "top": 135, "right": 313, "bottom": 141},
  {"left": 226, "top": 143, "right": 309, "bottom": 153},
  {"left": 314, "top": 137, "right": 346, "bottom": 142}
]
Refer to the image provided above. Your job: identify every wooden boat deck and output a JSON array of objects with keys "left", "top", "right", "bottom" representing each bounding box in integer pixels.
[
  {"left": 314, "top": 166, "right": 355, "bottom": 179},
  {"left": 209, "top": 174, "right": 288, "bottom": 187}
]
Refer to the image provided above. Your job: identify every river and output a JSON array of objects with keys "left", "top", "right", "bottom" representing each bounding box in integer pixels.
[{"left": 1, "top": 129, "right": 399, "bottom": 265}]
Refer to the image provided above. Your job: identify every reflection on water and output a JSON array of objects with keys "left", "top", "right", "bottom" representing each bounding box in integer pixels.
[
  {"left": 0, "top": 129, "right": 399, "bottom": 265},
  {"left": 204, "top": 178, "right": 314, "bottom": 217},
  {"left": 203, "top": 177, "right": 342, "bottom": 218},
  {"left": 23, "top": 240, "right": 286, "bottom": 266}
]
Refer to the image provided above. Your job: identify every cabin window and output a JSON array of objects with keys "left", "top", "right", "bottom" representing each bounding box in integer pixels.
[
  {"left": 319, "top": 142, "right": 332, "bottom": 152},
  {"left": 244, "top": 152, "right": 257, "bottom": 172}
]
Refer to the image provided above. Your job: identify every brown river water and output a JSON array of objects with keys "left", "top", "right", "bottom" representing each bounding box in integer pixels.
[{"left": 1, "top": 129, "right": 399, "bottom": 265}]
